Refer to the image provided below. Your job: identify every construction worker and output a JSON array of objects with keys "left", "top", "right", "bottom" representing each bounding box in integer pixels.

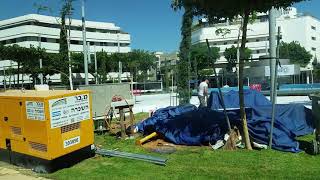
[{"left": 198, "top": 78, "right": 209, "bottom": 107}]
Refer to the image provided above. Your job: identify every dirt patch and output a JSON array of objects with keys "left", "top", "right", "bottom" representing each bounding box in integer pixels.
[{"left": 141, "top": 139, "right": 210, "bottom": 153}]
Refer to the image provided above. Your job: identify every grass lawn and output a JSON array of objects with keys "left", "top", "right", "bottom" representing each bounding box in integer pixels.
[{"left": 43, "top": 113, "right": 320, "bottom": 180}]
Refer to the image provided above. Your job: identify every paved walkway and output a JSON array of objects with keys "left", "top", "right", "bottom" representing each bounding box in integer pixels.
[{"left": 0, "top": 167, "right": 46, "bottom": 180}]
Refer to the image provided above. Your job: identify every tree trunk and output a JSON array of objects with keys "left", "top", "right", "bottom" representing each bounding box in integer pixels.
[
  {"left": 193, "top": 57, "right": 198, "bottom": 90},
  {"left": 178, "top": 4, "right": 193, "bottom": 105},
  {"left": 17, "top": 61, "right": 20, "bottom": 88},
  {"left": 101, "top": 57, "right": 107, "bottom": 83},
  {"left": 239, "top": 10, "right": 252, "bottom": 150}
]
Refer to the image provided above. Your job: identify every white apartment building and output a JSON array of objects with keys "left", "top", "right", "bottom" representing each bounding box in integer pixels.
[
  {"left": 0, "top": 14, "right": 131, "bottom": 53},
  {"left": 0, "top": 14, "right": 131, "bottom": 86},
  {"left": 192, "top": 7, "right": 320, "bottom": 69}
]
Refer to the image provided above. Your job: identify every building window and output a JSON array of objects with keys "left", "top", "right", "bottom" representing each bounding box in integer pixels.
[
  {"left": 256, "top": 39, "right": 260, "bottom": 42},
  {"left": 311, "top": 26, "right": 316, "bottom": 30},
  {"left": 223, "top": 42, "right": 227, "bottom": 45},
  {"left": 70, "top": 40, "right": 79, "bottom": 44},
  {"left": 312, "top": 47, "right": 316, "bottom": 51},
  {"left": 213, "top": 43, "right": 217, "bottom": 46},
  {"left": 47, "top": 38, "right": 56, "bottom": 43},
  {"left": 312, "top": 37, "right": 316, "bottom": 40},
  {"left": 107, "top": 42, "right": 117, "bottom": 46},
  {"left": 41, "top": 37, "right": 47, "bottom": 42},
  {"left": 6, "top": 39, "right": 17, "bottom": 44},
  {"left": 120, "top": 43, "right": 130, "bottom": 47},
  {"left": 27, "top": 37, "right": 37, "bottom": 41},
  {"left": 17, "top": 37, "right": 27, "bottom": 43},
  {"left": 256, "top": 50, "right": 260, "bottom": 54}
]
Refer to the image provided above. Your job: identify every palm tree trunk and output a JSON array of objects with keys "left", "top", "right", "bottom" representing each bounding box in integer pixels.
[
  {"left": 178, "top": 4, "right": 193, "bottom": 105},
  {"left": 239, "top": 10, "right": 252, "bottom": 150},
  {"left": 193, "top": 57, "right": 198, "bottom": 90}
]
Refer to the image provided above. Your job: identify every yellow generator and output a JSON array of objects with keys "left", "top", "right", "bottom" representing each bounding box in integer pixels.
[{"left": 0, "top": 90, "right": 95, "bottom": 173}]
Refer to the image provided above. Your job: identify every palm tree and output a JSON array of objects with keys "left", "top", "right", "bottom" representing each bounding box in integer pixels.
[{"left": 172, "top": 0, "right": 193, "bottom": 105}]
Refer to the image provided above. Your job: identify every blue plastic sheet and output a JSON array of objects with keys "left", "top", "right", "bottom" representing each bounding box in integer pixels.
[
  {"left": 137, "top": 90, "right": 314, "bottom": 152},
  {"left": 208, "top": 90, "right": 313, "bottom": 136},
  {"left": 136, "top": 104, "right": 197, "bottom": 134},
  {"left": 137, "top": 106, "right": 241, "bottom": 145},
  {"left": 208, "top": 90, "right": 271, "bottom": 109}
]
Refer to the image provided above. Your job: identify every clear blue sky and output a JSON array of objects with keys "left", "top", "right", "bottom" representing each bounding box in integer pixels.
[{"left": 0, "top": 0, "right": 318, "bottom": 53}]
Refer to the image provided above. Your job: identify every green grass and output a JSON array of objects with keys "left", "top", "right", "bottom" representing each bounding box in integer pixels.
[
  {"left": 42, "top": 114, "right": 320, "bottom": 179},
  {"left": 44, "top": 134, "right": 320, "bottom": 180}
]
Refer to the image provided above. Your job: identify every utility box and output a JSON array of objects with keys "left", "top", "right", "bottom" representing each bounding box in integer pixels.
[{"left": 0, "top": 90, "right": 94, "bottom": 173}]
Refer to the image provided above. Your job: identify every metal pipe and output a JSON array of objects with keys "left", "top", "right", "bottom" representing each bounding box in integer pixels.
[
  {"left": 118, "top": 61, "right": 122, "bottom": 83},
  {"left": 67, "top": 6, "right": 73, "bottom": 90},
  {"left": 81, "top": 0, "right": 89, "bottom": 85},
  {"left": 269, "top": 26, "right": 281, "bottom": 149},
  {"left": 94, "top": 45, "right": 98, "bottom": 84},
  {"left": 87, "top": 42, "right": 91, "bottom": 64},
  {"left": 269, "top": 7, "right": 277, "bottom": 104},
  {"left": 38, "top": 34, "right": 43, "bottom": 85},
  {"left": 100, "top": 151, "right": 165, "bottom": 163},
  {"left": 95, "top": 149, "right": 167, "bottom": 166}
]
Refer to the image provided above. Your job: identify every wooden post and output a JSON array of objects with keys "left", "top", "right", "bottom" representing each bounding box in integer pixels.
[
  {"left": 119, "top": 108, "right": 126, "bottom": 139},
  {"left": 129, "top": 106, "right": 135, "bottom": 134}
]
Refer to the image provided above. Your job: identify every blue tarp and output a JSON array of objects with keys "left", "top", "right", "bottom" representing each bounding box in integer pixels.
[
  {"left": 208, "top": 90, "right": 313, "bottom": 136},
  {"left": 208, "top": 90, "right": 271, "bottom": 109},
  {"left": 136, "top": 104, "right": 197, "bottom": 134},
  {"left": 191, "top": 86, "right": 250, "bottom": 96},
  {"left": 136, "top": 90, "right": 314, "bottom": 153},
  {"left": 137, "top": 106, "right": 241, "bottom": 145}
]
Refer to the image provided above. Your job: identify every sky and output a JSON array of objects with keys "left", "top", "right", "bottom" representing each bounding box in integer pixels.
[{"left": 0, "top": 0, "right": 319, "bottom": 53}]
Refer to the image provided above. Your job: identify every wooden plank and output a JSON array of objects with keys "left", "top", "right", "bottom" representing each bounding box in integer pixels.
[
  {"left": 111, "top": 99, "right": 134, "bottom": 108},
  {"left": 129, "top": 106, "right": 135, "bottom": 134},
  {"left": 119, "top": 108, "right": 126, "bottom": 139}
]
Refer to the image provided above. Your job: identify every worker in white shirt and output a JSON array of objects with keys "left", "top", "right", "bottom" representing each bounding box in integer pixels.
[{"left": 198, "top": 78, "right": 209, "bottom": 107}]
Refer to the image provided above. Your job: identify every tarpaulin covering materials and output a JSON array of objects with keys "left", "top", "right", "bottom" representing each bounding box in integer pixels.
[
  {"left": 209, "top": 90, "right": 313, "bottom": 136},
  {"left": 136, "top": 90, "right": 314, "bottom": 153},
  {"left": 136, "top": 104, "right": 197, "bottom": 134},
  {"left": 208, "top": 90, "right": 272, "bottom": 109}
]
